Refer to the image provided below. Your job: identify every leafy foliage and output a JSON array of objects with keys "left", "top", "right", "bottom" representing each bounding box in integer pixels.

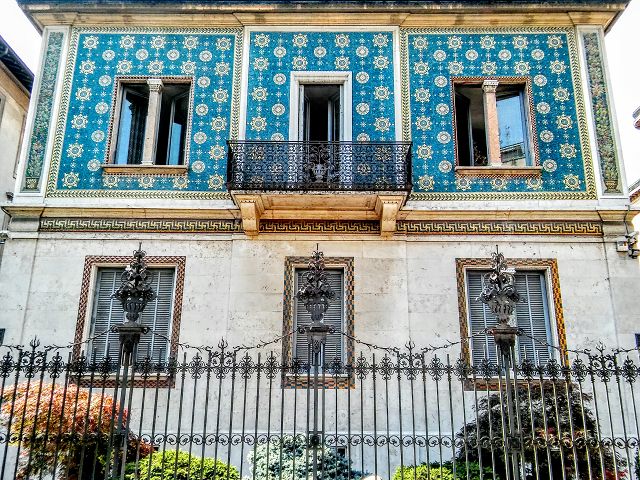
[
  {"left": 392, "top": 461, "right": 492, "bottom": 480},
  {"left": 248, "top": 435, "right": 363, "bottom": 480},
  {"left": 455, "top": 383, "right": 626, "bottom": 479},
  {"left": 392, "top": 464, "right": 454, "bottom": 480},
  {"left": 125, "top": 450, "right": 239, "bottom": 480},
  {"left": 0, "top": 381, "right": 152, "bottom": 480}
]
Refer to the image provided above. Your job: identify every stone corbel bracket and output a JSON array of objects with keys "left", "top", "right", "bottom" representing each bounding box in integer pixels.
[
  {"left": 375, "top": 195, "right": 406, "bottom": 237},
  {"left": 234, "top": 194, "right": 265, "bottom": 236}
]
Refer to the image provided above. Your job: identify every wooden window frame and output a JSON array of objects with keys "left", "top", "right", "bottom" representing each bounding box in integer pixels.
[
  {"left": 103, "top": 76, "right": 193, "bottom": 175},
  {"left": 451, "top": 76, "right": 542, "bottom": 176}
]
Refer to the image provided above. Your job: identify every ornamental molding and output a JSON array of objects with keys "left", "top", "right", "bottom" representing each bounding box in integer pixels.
[
  {"left": 581, "top": 31, "right": 623, "bottom": 194},
  {"left": 37, "top": 217, "right": 603, "bottom": 236}
]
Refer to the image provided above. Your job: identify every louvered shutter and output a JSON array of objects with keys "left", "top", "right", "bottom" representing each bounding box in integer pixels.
[
  {"left": 293, "top": 269, "right": 345, "bottom": 365},
  {"left": 89, "top": 268, "right": 175, "bottom": 363},
  {"left": 467, "top": 271, "right": 499, "bottom": 366},
  {"left": 514, "top": 272, "right": 552, "bottom": 365},
  {"left": 467, "top": 270, "right": 552, "bottom": 367}
]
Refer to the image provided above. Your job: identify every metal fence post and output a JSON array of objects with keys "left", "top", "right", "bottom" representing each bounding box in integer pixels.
[
  {"left": 478, "top": 247, "right": 522, "bottom": 480},
  {"left": 296, "top": 247, "right": 335, "bottom": 480},
  {"left": 110, "top": 244, "right": 155, "bottom": 479}
]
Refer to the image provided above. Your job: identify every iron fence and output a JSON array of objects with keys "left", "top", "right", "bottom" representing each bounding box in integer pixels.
[
  {"left": 226, "top": 140, "right": 413, "bottom": 192},
  {"left": 0, "top": 333, "right": 639, "bottom": 480}
]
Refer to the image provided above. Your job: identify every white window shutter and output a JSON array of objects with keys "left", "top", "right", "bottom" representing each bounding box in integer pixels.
[
  {"left": 89, "top": 268, "right": 175, "bottom": 363},
  {"left": 293, "top": 269, "right": 345, "bottom": 365}
]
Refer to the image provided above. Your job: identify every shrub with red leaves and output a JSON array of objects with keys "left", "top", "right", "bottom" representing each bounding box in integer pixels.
[{"left": 0, "top": 382, "right": 153, "bottom": 480}]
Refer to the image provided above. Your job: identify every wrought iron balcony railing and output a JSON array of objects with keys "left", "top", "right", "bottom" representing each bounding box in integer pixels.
[{"left": 227, "top": 140, "right": 412, "bottom": 192}]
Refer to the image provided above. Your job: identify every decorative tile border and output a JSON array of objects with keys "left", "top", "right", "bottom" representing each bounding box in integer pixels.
[
  {"left": 73, "top": 254, "right": 186, "bottom": 388},
  {"left": 40, "top": 217, "right": 240, "bottom": 233},
  {"left": 401, "top": 27, "right": 597, "bottom": 201},
  {"left": 398, "top": 220, "right": 602, "bottom": 236},
  {"left": 455, "top": 257, "right": 568, "bottom": 368},
  {"left": 22, "top": 31, "right": 64, "bottom": 191},
  {"left": 39, "top": 217, "right": 603, "bottom": 236},
  {"left": 45, "top": 27, "right": 243, "bottom": 200},
  {"left": 260, "top": 220, "right": 380, "bottom": 234},
  {"left": 282, "top": 256, "right": 355, "bottom": 389},
  {"left": 582, "top": 32, "right": 622, "bottom": 194}
]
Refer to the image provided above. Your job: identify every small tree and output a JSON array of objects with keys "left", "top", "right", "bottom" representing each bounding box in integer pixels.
[
  {"left": 249, "top": 435, "right": 363, "bottom": 480},
  {"left": 125, "top": 450, "right": 239, "bottom": 480},
  {"left": 0, "top": 381, "right": 152, "bottom": 480},
  {"left": 455, "top": 384, "right": 626, "bottom": 479}
]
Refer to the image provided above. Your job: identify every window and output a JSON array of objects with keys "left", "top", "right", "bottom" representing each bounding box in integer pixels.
[
  {"left": 454, "top": 79, "right": 533, "bottom": 168},
  {"left": 292, "top": 268, "right": 345, "bottom": 364},
  {"left": 466, "top": 270, "right": 554, "bottom": 366},
  {"left": 299, "top": 84, "right": 342, "bottom": 142},
  {"left": 112, "top": 78, "right": 190, "bottom": 166},
  {"left": 282, "top": 256, "right": 354, "bottom": 387},
  {"left": 289, "top": 72, "right": 352, "bottom": 142},
  {"left": 88, "top": 267, "right": 176, "bottom": 363}
]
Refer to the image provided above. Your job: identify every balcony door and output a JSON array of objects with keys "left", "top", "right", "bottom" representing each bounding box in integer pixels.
[
  {"left": 299, "top": 84, "right": 342, "bottom": 142},
  {"left": 298, "top": 84, "right": 343, "bottom": 186}
]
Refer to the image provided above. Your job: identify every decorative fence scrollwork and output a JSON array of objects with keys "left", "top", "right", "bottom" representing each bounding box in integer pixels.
[
  {"left": 0, "top": 334, "right": 638, "bottom": 480},
  {"left": 227, "top": 140, "right": 413, "bottom": 192}
]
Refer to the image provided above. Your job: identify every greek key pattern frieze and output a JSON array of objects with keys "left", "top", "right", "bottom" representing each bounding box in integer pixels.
[
  {"left": 40, "top": 218, "right": 240, "bottom": 233},
  {"left": 260, "top": 220, "right": 380, "bottom": 234},
  {"left": 397, "top": 220, "right": 602, "bottom": 236}
]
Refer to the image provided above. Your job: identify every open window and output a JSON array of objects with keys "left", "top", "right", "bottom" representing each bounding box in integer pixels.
[
  {"left": 299, "top": 84, "right": 342, "bottom": 142},
  {"left": 111, "top": 78, "right": 190, "bottom": 167},
  {"left": 454, "top": 80, "right": 533, "bottom": 168}
]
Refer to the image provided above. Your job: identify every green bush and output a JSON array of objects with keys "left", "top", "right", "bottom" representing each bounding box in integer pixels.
[
  {"left": 392, "top": 464, "right": 453, "bottom": 480},
  {"left": 125, "top": 450, "right": 239, "bottom": 480},
  {"left": 392, "top": 461, "right": 491, "bottom": 480},
  {"left": 248, "top": 435, "right": 362, "bottom": 480}
]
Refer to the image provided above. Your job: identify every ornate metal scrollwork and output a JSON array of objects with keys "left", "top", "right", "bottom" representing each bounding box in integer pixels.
[{"left": 227, "top": 140, "right": 412, "bottom": 192}]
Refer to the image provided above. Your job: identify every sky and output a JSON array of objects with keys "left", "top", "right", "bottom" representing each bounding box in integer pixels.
[{"left": 1, "top": 0, "right": 639, "bottom": 184}]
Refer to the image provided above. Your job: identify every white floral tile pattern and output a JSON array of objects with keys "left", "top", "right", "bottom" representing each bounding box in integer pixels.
[
  {"left": 406, "top": 30, "right": 591, "bottom": 196},
  {"left": 54, "top": 29, "right": 240, "bottom": 194},
  {"left": 245, "top": 31, "right": 396, "bottom": 141}
]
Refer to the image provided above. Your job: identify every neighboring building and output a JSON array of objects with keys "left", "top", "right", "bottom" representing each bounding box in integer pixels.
[
  {"left": 1, "top": 0, "right": 638, "bottom": 477},
  {"left": 0, "top": 36, "right": 32, "bottom": 259}
]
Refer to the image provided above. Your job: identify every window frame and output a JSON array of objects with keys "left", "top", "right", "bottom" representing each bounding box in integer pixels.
[
  {"left": 288, "top": 72, "right": 353, "bottom": 142},
  {"left": 455, "top": 257, "right": 567, "bottom": 371},
  {"left": 292, "top": 267, "right": 346, "bottom": 365},
  {"left": 282, "top": 256, "right": 354, "bottom": 388},
  {"left": 87, "top": 266, "right": 177, "bottom": 364},
  {"left": 74, "top": 255, "right": 186, "bottom": 387},
  {"left": 451, "top": 76, "right": 540, "bottom": 173},
  {"left": 105, "top": 76, "right": 193, "bottom": 173}
]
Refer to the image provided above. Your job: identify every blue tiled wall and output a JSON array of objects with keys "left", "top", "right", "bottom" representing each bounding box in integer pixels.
[
  {"left": 244, "top": 31, "right": 397, "bottom": 142},
  {"left": 406, "top": 31, "right": 588, "bottom": 195},
  {"left": 50, "top": 28, "right": 591, "bottom": 198},
  {"left": 56, "top": 30, "right": 239, "bottom": 193}
]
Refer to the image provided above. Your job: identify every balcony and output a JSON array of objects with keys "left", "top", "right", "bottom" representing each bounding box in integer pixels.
[{"left": 227, "top": 140, "right": 412, "bottom": 236}]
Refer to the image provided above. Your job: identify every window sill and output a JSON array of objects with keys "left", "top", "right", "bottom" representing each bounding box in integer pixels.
[
  {"left": 455, "top": 166, "right": 542, "bottom": 176},
  {"left": 101, "top": 164, "right": 188, "bottom": 175}
]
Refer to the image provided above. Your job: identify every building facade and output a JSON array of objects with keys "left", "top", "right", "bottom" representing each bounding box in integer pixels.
[
  {"left": 0, "top": 0, "right": 638, "bottom": 478},
  {"left": 0, "top": 36, "right": 32, "bottom": 263}
]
